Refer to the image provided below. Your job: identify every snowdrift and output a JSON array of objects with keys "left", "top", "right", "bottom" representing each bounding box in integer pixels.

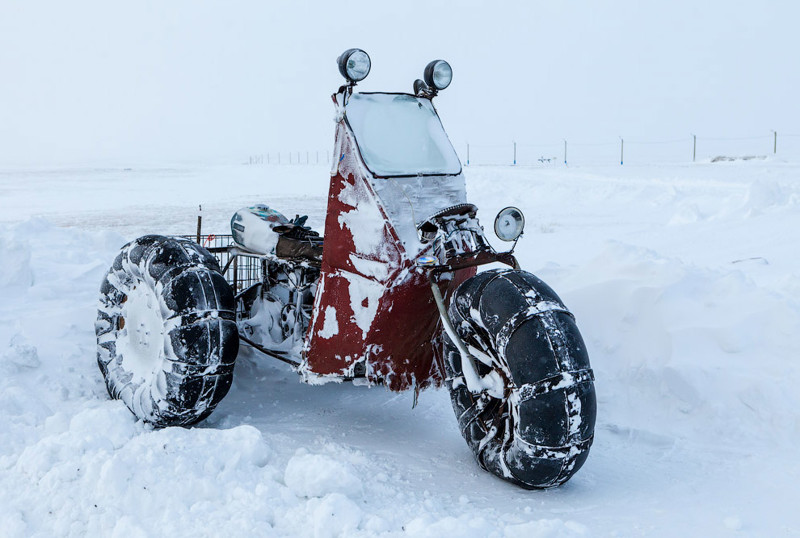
[{"left": 1, "top": 161, "right": 799, "bottom": 536}]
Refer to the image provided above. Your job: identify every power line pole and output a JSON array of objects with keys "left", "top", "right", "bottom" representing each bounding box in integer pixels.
[
  {"left": 692, "top": 134, "right": 696, "bottom": 162},
  {"left": 513, "top": 141, "right": 517, "bottom": 165},
  {"left": 620, "top": 137, "right": 624, "bottom": 165}
]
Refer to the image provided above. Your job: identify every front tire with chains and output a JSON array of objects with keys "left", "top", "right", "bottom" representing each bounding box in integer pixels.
[
  {"left": 95, "top": 235, "right": 239, "bottom": 427},
  {"left": 444, "top": 269, "right": 596, "bottom": 489}
]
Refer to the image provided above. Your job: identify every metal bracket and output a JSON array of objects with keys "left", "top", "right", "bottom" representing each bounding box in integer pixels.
[{"left": 428, "top": 270, "right": 485, "bottom": 394}]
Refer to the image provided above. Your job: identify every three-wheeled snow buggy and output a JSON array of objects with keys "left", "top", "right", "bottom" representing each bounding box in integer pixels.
[{"left": 95, "top": 49, "right": 596, "bottom": 489}]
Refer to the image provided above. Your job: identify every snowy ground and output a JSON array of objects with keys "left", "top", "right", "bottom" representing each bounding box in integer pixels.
[{"left": 1, "top": 160, "right": 799, "bottom": 537}]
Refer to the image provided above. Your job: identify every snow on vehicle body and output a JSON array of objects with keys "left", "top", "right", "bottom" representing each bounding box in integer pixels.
[
  {"left": 96, "top": 49, "right": 596, "bottom": 489},
  {"left": 303, "top": 90, "right": 471, "bottom": 390}
]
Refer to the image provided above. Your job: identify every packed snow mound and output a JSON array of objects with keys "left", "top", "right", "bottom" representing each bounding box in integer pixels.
[
  {"left": 557, "top": 241, "right": 800, "bottom": 446},
  {"left": 0, "top": 238, "right": 33, "bottom": 288},
  {"left": 1, "top": 334, "right": 41, "bottom": 372},
  {"left": 5, "top": 404, "right": 273, "bottom": 536},
  {"left": 285, "top": 450, "right": 364, "bottom": 498},
  {"left": 740, "top": 179, "right": 800, "bottom": 216}
]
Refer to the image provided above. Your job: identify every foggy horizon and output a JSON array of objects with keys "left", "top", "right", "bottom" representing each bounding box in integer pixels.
[{"left": 1, "top": 0, "right": 798, "bottom": 166}]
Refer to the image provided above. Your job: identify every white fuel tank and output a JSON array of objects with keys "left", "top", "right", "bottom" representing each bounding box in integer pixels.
[{"left": 230, "top": 205, "right": 290, "bottom": 255}]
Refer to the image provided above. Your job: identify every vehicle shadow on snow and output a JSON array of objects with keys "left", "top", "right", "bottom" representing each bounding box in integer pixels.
[{"left": 206, "top": 346, "right": 462, "bottom": 450}]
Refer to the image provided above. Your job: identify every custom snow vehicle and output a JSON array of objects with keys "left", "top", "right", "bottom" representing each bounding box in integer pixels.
[{"left": 95, "top": 49, "right": 596, "bottom": 489}]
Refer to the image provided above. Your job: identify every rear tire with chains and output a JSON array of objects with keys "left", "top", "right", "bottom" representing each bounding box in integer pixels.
[
  {"left": 444, "top": 269, "right": 596, "bottom": 488},
  {"left": 95, "top": 235, "right": 239, "bottom": 427}
]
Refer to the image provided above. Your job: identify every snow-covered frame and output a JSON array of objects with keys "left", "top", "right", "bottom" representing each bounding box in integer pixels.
[{"left": 299, "top": 89, "right": 474, "bottom": 390}]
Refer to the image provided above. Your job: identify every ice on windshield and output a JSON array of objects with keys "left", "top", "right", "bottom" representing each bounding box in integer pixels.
[{"left": 345, "top": 93, "right": 462, "bottom": 177}]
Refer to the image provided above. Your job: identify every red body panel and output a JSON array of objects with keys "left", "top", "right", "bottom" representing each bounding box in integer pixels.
[{"left": 302, "top": 119, "right": 473, "bottom": 391}]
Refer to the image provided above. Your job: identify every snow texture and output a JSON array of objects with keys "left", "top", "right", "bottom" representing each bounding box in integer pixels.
[
  {"left": 349, "top": 254, "right": 390, "bottom": 282},
  {"left": 318, "top": 306, "right": 339, "bottom": 339},
  {"left": 370, "top": 174, "right": 468, "bottom": 252},
  {"left": 337, "top": 176, "right": 386, "bottom": 256},
  {"left": 343, "top": 271, "right": 385, "bottom": 340},
  {"left": 1, "top": 161, "right": 800, "bottom": 535}
]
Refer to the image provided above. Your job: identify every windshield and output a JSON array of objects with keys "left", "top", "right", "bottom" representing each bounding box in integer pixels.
[{"left": 345, "top": 93, "right": 462, "bottom": 177}]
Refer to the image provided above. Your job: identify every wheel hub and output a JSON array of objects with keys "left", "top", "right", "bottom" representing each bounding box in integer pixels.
[{"left": 119, "top": 281, "right": 165, "bottom": 383}]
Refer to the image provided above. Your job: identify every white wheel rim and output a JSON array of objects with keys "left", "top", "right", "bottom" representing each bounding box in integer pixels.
[{"left": 118, "top": 281, "right": 165, "bottom": 384}]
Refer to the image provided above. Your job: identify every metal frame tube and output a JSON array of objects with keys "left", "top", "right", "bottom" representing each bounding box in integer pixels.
[{"left": 428, "top": 271, "right": 485, "bottom": 393}]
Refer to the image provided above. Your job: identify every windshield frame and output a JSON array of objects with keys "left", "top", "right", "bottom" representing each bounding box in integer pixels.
[{"left": 343, "top": 92, "right": 463, "bottom": 179}]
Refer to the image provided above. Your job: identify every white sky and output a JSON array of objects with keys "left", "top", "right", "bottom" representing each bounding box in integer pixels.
[{"left": 1, "top": 0, "right": 798, "bottom": 165}]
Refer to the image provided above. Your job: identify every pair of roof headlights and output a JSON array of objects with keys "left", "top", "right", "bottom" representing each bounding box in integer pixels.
[{"left": 336, "top": 48, "right": 452, "bottom": 93}]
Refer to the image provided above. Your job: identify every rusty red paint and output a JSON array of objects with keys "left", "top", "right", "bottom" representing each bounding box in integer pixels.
[{"left": 303, "top": 118, "right": 473, "bottom": 391}]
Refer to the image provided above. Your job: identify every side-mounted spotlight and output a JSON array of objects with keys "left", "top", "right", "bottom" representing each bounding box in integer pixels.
[
  {"left": 337, "top": 48, "right": 371, "bottom": 84},
  {"left": 494, "top": 206, "right": 525, "bottom": 242},
  {"left": 424, "top": 60, "right": 453, "bottom": 91}
]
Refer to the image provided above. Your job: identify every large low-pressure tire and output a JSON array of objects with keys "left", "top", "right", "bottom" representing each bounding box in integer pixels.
[
  {"left": 444, "top": 269, "right": 596, "bottom": 489},
  {"left": 95, "top": 235, "right": 239, "bottom": 427}
]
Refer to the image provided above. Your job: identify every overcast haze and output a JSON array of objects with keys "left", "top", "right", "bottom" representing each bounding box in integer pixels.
[{"left": 1, "top": 0, "right": 798, "bottom": 165}]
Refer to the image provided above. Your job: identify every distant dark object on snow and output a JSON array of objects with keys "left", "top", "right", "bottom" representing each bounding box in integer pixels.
[
  {"left": 731, "top": 256, "right": 769, "bottom": 265},
  {"left": 711, "top": 155, "right": 767, "bottom": 163}
]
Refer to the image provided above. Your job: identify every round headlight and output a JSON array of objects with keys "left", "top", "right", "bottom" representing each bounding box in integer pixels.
[
  {"left": 337, "top": 48, "right": 371, "bottom": 83},
  {"left": 423, "top": 60, "right": 452, "bottom": 91},
  {"left": 494, "top": 207, "right": 525, "bottom": 242}
]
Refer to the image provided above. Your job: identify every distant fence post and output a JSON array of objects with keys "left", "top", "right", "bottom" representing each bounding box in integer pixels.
[
  {"left": 245, "top": 131, "right": 784, "bottom": 169},
  {"left": 196, "top": 205, "right": 202, "bottom": 243}
]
